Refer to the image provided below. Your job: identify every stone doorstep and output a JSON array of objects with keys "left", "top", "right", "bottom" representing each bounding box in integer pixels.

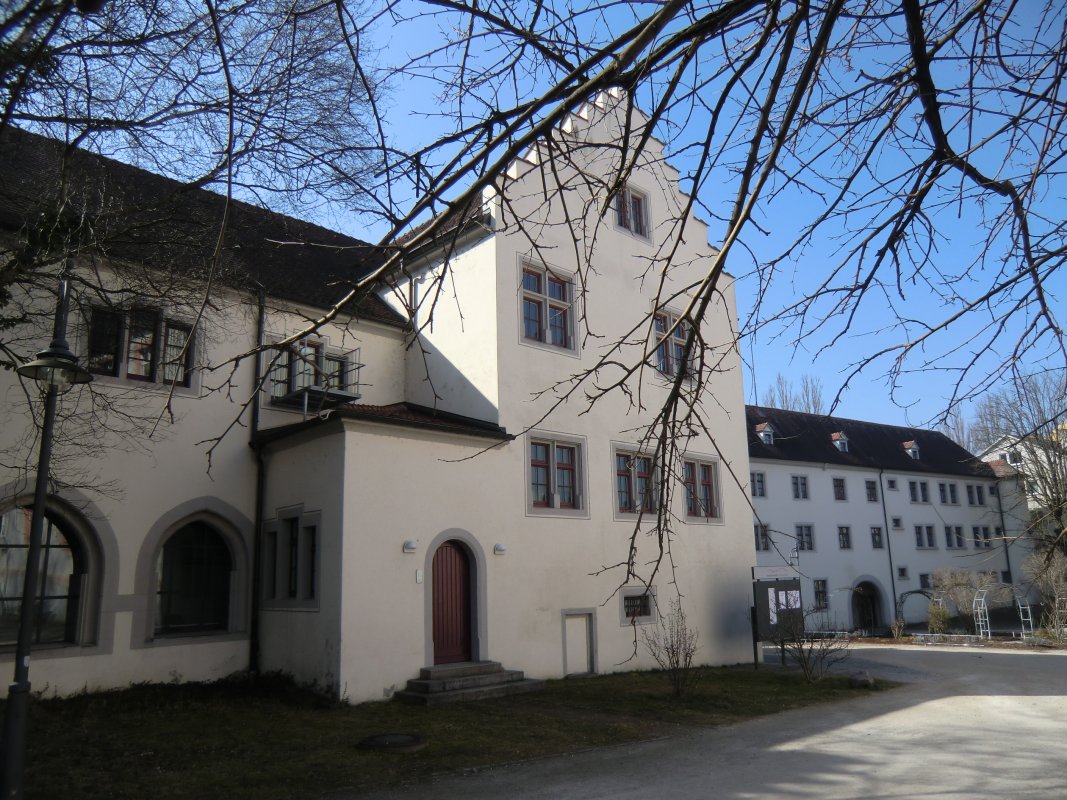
[
  {"left": 405, "top": 669, "right": 528, "bottom": 694},
  {"left": 394, "top": 678, "right": 546, "bottom": 706},
  {"left": 418, "top": 661, "right": 505, "bottom": 680}
]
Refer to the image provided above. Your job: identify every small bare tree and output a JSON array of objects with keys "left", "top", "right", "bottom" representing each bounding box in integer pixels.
[
  {"left": 770, "top": 608, "right": 851, "bottom": 684},
  {"left": 643, "top": 597, "right": 701, "bottom": 699},
  {"left": 931, "top": 569, "right": 1003, "bottom": 634},
  {"left": 761, "top": 374, "right": 826, "bottom": 415},
  {"left": 970, "top": 371, "right": 1067, "bottom": 553}
]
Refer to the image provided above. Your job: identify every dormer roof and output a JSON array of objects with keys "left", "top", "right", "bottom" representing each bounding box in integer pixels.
[{"left": 746, "top": 405, "right": 994, "bottom": 478}]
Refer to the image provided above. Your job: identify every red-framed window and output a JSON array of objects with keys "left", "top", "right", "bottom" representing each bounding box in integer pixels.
[
  {"left": 87, "top": 306, "right": 194, "bottom": 387},
  {"left": 653, "top": 312, "right": 692, "bottom": 378},
  {"left": 522, "top": 266, "right": 572, "bottom": 349},
  {"left": 616, "top": 451, "right": 656, "bottom": 514},
  {"left": 529, "top": 439, "right": 581, "bottom": 510},
  {"left": 684, "top": 459, "right": 720, "bottom": 519}
]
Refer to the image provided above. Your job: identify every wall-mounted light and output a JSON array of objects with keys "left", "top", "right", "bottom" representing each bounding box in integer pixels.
[
  {"left": 493, "top": 544, "right": 507, "bottom": 555},
  {"left": 402, "top": 540, "right": 418, "bottom": 554}
]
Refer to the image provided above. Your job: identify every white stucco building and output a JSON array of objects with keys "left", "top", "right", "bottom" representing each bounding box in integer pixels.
[
  {"left": 0, "top": 96, "right": 755, "bottom": 703},
  {"left": 747, "top": 406, "right": 1033, "bottom": 629}
]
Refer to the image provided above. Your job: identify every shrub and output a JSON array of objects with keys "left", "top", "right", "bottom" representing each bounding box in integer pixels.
[{"left": 643, "top": 597, "right": 701, "bottom": 698}]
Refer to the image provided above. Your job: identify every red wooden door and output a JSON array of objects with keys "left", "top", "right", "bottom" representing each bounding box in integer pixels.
[{"left": 432, "top": 541, "right": 471, "bottom": 664}]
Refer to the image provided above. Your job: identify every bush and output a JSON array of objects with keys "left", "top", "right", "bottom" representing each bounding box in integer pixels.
[
  {"left": 927, "top": 604, "right": 949, "bottom": 634},
  {"left": 642, "top": 597, "right": 700, "bottom": 698}
]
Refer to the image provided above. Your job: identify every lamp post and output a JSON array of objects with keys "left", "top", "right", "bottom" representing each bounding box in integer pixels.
[{"left": 1, "top": 278, "right": 92, "bottom": 799}]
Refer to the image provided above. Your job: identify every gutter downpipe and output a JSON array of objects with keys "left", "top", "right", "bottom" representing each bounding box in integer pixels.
[
  {"left": 878, "top": 469, "right": 899, "bottom": 620},
  {"left": 249, "top": 285, "right": 267, "bottom": 673}
]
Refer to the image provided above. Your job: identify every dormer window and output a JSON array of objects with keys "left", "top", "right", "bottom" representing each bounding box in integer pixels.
[
  {"left": 903, "top": 440, "right": 920, "bottom": 460},
  {"left": 756, "top": 422, "right": 776, "bottom": 447},
  {"left": 831, "top": 432, "right": 848, "bottom": 453}
]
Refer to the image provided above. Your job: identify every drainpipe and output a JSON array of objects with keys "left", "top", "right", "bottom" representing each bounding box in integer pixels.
[
  {"left": 248, "top": 285, "right": 267, "bottom": 673},
  {"left": 878, "top": 469, "right": 899, "bottom": 618},
  {"left": 995, "top": 477, "right": 1013, "bottom": 584}
]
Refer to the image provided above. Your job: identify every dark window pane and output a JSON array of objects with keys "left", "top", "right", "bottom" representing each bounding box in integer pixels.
[
  {"left": 155, "top": 521, "right": 231, "bottom": 634},
  {"left": 87, "top": 308, "right": 122, "bottom": 376},
  {"left": 126, "top": 309, "right": 159, "bottom": 380}
]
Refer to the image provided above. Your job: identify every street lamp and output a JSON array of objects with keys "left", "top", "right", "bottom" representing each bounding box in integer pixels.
[{"left": 1, "top": 277, "right": 92, "bottom": 799}]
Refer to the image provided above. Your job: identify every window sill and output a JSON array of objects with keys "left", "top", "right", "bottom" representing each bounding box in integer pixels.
[
  {"left": 683, "top": 515, "right": 724, "bottom": 526},
  {"left": 518, "top": 337, "right": 580, "bottom": 359},
  {"left": 89, "top": 373, "right": 199, "bottom": 397},
  {"left": 526, "top": 505, "right": 590, "bottom": 520},
  {"left": 147, "top": 630, "right": 246, "bottom": 646}
]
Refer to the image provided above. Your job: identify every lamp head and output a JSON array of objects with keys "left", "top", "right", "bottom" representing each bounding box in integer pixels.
[{"left": 17, "top": 346, "right": 93, "bottom": 393}]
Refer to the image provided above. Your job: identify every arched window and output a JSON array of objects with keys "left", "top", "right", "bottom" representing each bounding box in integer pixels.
[
  {"left": 155, "top": 521, "right": 232, "bottom": 635},
  {"left": 0, "top": 506, "right": 86, "bottom": 646}
]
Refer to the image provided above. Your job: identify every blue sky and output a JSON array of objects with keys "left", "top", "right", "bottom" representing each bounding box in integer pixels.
[{"left": 354, "top": 3, "right": 1064, "bottom": 433}]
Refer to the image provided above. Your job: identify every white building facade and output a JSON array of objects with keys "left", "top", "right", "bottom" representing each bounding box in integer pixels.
[
  {"left": 748, "top": 406, "right": 1033, "bottom": 629},
  {"left": 0, "top": 97, "right": 755, "bottom": 703}
]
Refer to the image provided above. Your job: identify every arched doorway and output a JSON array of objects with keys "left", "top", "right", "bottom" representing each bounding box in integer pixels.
[
  {"left": 852, "top": 581, "right": 883, "bottom": 631},
  {"left": 432, "top": 540, "right": 472, "bottom": 664}
]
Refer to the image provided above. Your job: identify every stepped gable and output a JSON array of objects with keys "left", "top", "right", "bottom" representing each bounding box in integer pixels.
[
  {"left": 746, "top": 405, "right": 994, "bottom": 478},
  {"left": 0, "top": 126, "right": 404, "bottom": 328}
]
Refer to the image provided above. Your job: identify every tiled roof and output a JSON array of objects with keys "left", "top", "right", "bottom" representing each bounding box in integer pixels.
[
  {"left": 255, "top": 402, "right": 512, "bottom": 446},
  {"left": 985, "top": 459, "right": 1019, "bottom": 478},
  {"left": 746, "top": 405, "right": 995, "bottom": 478},
  {"left": 0, "top": 126, "right": 405, "bottom": 328}
]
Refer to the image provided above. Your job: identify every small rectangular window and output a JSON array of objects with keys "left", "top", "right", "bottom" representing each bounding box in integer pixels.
[
  {"left": 303, "top": 525, "right": 317, "bottom": 600},
  {"left": 865, "top": 480, "right": 878, "bottom": 502},
  {"left": 87, "top": 308, "right": 123, "bottom": 376},
  {"left": 750, "top": 472, "right": 766, "bottom": 498},
  {"left": 754, "top": 523, "right": 771, "bottom": 552},
  {"left": 892, "top": 517, "right": 902, "bottom": 529},
  {"left": 620, "top": 587, "right": 657, "bottom": 625},
  {"left": 870, "top": 526, "right": 884, "bottom": 549},
  {"left": 813, "top": 579, "right": 828, "bottom": 610},
  {"left": 287, "top": 518, "right": 299, "bottom": 599},
  {"left": 125, "top": 309, "right": 160, "bottom": 381},
  {"left": 945, "top": 525, "right": 964, "bottom": 549},
  {"left": 522, "top": 265, "right": 573, "bottom": 350},
  {"left": 898, "top": 566, "right": 909, "bottom": 580},
  {"left": 529, "top": 438, "right": 583, "bottom": 512},
  {"left": 684, "top": 459, "right": 721, "bottom": 520},
  {"left": 615, "top": 450, "right": 656, "bottom": 514},
  {"left": 833, "top": 478, "right": 846, "bottom": 501},
  {"left": 838, "top": 526, "right": 851, "bottom": 549},
  {"left": 616, "top": 186, "right": 649, "bottom": 237},
  {"left": 162, "top": 321, "right": 192, "bottom": 387},
  {"left": 887, "top": 479, "right": 898, "bottom": 490},
  {"left": 919, "top": 573, "right": 931, "bottom": 590},
  {"left": 796, "top": 524, "right": 814, "bottom": 551},
  {"left": 792, "top": 475, "right": 809, "bottom": 500},
  {"left": 652, "top": 312, "right": 692, "bottom": 378}
]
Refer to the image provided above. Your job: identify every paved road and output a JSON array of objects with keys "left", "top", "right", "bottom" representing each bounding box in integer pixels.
[{"left": 340, "top": 644, "right": 1067, "bottom": 800}]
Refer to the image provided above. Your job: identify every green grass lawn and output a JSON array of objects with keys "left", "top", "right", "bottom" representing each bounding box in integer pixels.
[{"left": 15, "top": 667, "right": 892, "bottom": 799}]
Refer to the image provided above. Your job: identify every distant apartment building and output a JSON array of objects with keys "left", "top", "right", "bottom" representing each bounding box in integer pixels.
[{"left": 747, "top": 406, "right": 1033, "bottom": 628}]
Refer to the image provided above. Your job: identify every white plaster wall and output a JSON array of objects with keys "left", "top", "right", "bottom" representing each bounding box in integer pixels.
[
  {"left": 751, "top": 460, "right": 1031, "bottom": 626},
  {"left": 331, "top": 417, "right": 752, "bottom": 705},
  {"left": 0, "top": 276, "right": 404, "bottom": 695},
  {"left": 381, "top": 235, "right": 501, "bottom": 422},
  {"left": 258, "top": 429, "right": 345, "bottom": 690}
]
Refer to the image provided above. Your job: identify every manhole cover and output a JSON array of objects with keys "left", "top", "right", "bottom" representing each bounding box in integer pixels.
[{"left": 357, "top": 733, "right": 426, "bottom": 753}]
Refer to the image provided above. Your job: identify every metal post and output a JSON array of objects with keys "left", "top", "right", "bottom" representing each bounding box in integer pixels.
[
  {"left": 0, "top": 382, "right": 58, "bottom": 799},
  {"left": 1, "top": 279, "right": 79, "bottom": 799}
]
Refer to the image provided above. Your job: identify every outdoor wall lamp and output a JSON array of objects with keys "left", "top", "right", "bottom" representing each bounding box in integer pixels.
[
  {"left": 2, "top": 276, "right": 92, "bottom": 800},
  {"left": 493, "top": 544, "right": 507, "bottom": 555},
  {"left": 402, "top": 540, "right": 418, "bottom": 554}
]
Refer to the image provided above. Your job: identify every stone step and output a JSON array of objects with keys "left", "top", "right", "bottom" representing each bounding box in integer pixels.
[
  {"left": 394, "top": 678, "right": 546, "bottom": 706},
  {"left": 418, "top": 661, "right": 503, "bottom": 681},
  {"left": 404, "top": 669, "right": 527, "bottom": 695}
]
